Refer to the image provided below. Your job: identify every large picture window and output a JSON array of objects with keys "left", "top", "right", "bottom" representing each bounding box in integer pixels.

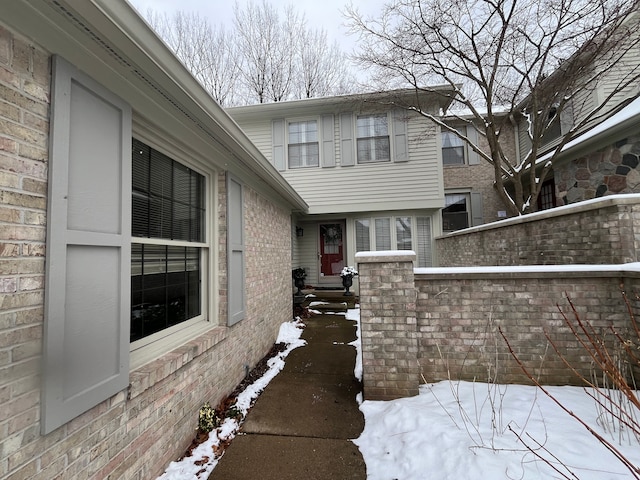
[
  {"left": 288, "top": 120, "right": 319, "bottom": 168},
  {"left": 357, "top": 114, "right": 390, "bottom": 163},
  {"left": 131, "top": 139, "right": 206, "bottom": 342}
]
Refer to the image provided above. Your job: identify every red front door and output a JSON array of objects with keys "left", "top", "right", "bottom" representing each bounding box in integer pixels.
[{"left": 319, "top": 222, "right": 345, "bottom": 282}]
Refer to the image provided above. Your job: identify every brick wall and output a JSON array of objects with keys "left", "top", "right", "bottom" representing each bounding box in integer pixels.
[
  {"left": 416, "top": 269, "right": 640, "bottom": 385},
  {"left": 0, "top": 24, "right": 50, "bottom": 479},
  {"left": 357, "top": 253, "right": 640, "bottom": 398},
  {"left": 356, "top": 252, "right": 420, "bottom": 400},
  {"left": 442, "top": 121, "right": 516, "bottom": 225},
  {"left": 358, "top": 195, "right": 640, "bottom": 398},
  {"left": 436, "top": 194, "right": 640, "bottom": 267},
  {"left": 0, "top": 26, "right": 294, "bottom": 480}
]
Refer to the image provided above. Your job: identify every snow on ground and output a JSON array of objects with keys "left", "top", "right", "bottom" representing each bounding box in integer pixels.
[
  {"left": 157, "top": 308, "right": 640, "bottom": 480},
  {"left": 156, "top": 318, "right": 306, "bottom": 480},
  {"left": 354, "top": 381, "right": 640, "bottom": 480}
]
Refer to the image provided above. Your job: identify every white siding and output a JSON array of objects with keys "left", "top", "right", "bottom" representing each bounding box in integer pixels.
[
  {"left": 236, "top": 119, "right": 273, "bottom": 162},
  {"left": 234, "top": 110, "right": 443, "bottom": 215}
]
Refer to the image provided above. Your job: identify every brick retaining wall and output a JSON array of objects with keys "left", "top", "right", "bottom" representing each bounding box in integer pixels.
[
  {"left": 415, "top": 266, "right": 640, "bottom": 385},
  {"left": 436, "top": 194, "right": 640, "bottom": 266},
  {"left": 357, "top": 255, "right": 640, "bottom": 400}
]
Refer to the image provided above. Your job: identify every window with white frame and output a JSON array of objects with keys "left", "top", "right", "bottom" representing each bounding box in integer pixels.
[
  {"left": 288, "top": 120, "right": 319, "bottom": 168},
  {"left": 131, "top": 139, "right": 207, "bottom": 343},
  {"left": 442, "top": 193, "right": 470, "bottom": 232},
  {"left": 396, "top": 217, "right": 412, "bottom": 250},
  {"left": 442, "top": 126, "right": 466, "bottom": 165},
  {"left": 356, "top": 114, "right": 390, "bottom": 163},
  {"left": 355, "top": 219, "right": 370, "bottom": 252},
  {"left": 355, "top": 215, "right": 433, "bottom": 266},
  {"left": 375, "top": 218, "right": 392, "bottom": 249}
]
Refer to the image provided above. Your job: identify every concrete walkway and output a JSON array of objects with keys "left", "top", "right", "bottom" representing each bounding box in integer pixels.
[{"left": 208, "top": 293, "right": 366, "bottom": 479}]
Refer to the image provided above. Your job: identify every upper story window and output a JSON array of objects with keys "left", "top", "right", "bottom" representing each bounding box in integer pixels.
[
  {"left": 442, "top": 127, "right": 466, "bottom": 166},
  {"left": 356, "top": 114, "right": 390, "bottom": 164},
  {"left": 131, "top": 139, "right": 207, "bottom": 343},
  {"left": 541, "top": 107, "right": 562, "bottom": 146},
  {"left": 288, "top": 120, "right": 319, "bottom": 168}
]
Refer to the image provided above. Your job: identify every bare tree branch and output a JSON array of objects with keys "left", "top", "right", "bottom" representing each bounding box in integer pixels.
[{"left": 347, "top": 0, "right": 640, "bottom": 215}]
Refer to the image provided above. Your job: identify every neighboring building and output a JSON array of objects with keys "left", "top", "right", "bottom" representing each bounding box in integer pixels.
[
  {"left": 440, "top": 116, "right": 517, "bottom": 229},
  {"left": 0, "top": 1, "right": 307, "bottom": 479},
  {"left": 227, "top": 89, "right": 457, "bottom": 286},
  {"left": 514, "top": 12, "right": 640, "bottom": 209}
]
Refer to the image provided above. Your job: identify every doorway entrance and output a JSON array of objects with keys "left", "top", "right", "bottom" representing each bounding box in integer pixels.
[{"left": 318, "top": 222, "right": 345, "bottom": 284}]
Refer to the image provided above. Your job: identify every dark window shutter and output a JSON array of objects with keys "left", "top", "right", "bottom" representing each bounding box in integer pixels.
[{"left": 42, "top": 56, "right": 131, "bottom": 434}]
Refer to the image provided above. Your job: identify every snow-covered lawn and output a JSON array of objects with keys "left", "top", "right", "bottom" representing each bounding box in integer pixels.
[
  {"left": 355, "top": 381, "right": 640, "bottom": 479},
  {"left": 158, "top": 308, "right": 640, "bottom": 480}
]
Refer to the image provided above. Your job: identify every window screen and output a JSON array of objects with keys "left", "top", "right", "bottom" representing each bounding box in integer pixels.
[
  {"left": 442, "top": 128, "right": 466, "bottom": 166},
  {"left": 357, "top": 114, "right": 390, "bottom": 163},
  {"left": 355, "top": 219, "right": 370, "bottom": 252},
  {"left": 288, "top": 120, "right": 319, "bottom": 168},
  {"left": 375, "top": 218, "right": 391, "bottom": 250},
  {"left": 396, "top": 217, "right": 412, "bottom": 250}
]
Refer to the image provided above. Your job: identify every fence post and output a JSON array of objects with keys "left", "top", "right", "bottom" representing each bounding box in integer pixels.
[{"left": 356, "top": 251, "right": 419, "bottom": 400}]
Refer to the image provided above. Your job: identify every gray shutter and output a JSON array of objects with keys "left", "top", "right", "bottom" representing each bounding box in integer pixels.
[
  {"left": 559, "top": 103, "right": 573, "bottom": 135},
  {"left": 42, "top": 56, "right": 131, "bottom": 434},
  {"left": 467, "top": 126, "right": 480, "bottom": 165},
  {"left": 470, "top": 192, "right": 484, "bottom": 226},
  {"left": 339, "top": 113, "right": 355, "bottom": 167},
  {"left": 227, "top": 176, "right": 246, "bottom": 326},
  {"left": 393, "top": 110, "right": 409, "bottom": 162},
  {"left": 272, "top": 119, "right": 286, "bottom": 171},
  {"left": 321, "top": 114, "right": 335, "bottom": 167}
]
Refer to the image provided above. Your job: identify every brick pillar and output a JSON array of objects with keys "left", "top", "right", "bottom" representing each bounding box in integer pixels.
[{"left": 356, "top": 251, "right": 419, "bottom": 400}]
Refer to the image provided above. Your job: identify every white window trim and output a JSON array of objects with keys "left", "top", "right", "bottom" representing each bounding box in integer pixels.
[
  {"left": 286, "top": 116, "right": 322, "bottom": 169},
  {"left": 442, "top": 191, "right": 471, "bottom": 232},
  {"left": 441, "top": 125, "right": 468, "bottom": 166},
  {"left": 129, "top": 125, "right": 218, "bottom": 370},
  {"left": 356, "top": 215, "right": 416, "bottom": 251},
  {"left": 355, "top": 112, "right": 392, "bottom": 164}
]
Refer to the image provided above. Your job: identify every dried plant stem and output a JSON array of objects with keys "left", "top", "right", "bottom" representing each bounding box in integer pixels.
[{"left": 499, "top": 325, "right": 640, "bottom": 480}]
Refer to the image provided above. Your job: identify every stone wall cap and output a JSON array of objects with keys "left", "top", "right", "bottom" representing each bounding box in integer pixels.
[
  {"left": 437, "top": 193, "right": 640, "bottom": 238},
  {"left": 415, "top": 262, "right": 640, "bottom": 278},
  {"left": 356, "top": 250, "right": 417, "bottom": 263}
]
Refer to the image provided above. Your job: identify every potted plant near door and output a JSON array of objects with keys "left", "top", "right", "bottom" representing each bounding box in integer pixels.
[
  {"left": 292, "top": 267, "right": 307, "bottom": 294},
  {"left": 340, "top": 266, "right": 358, "bottom": 296}
]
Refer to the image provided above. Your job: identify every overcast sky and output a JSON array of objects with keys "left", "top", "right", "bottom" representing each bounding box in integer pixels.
[{"left": 126, "top": 0, "right": 388, "bottom": 54}]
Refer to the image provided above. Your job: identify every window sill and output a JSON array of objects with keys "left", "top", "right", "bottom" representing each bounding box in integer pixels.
[{"left": 128, "top": 325, "right": 227, "bottom": 400}]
